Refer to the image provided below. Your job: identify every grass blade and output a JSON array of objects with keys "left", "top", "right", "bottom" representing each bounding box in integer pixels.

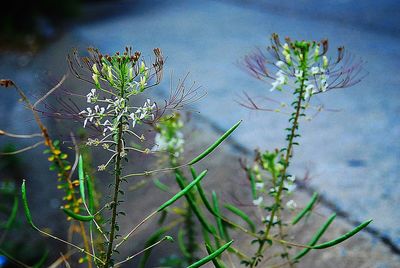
[
  {"left": 188, "top": 240, "right": 233, "bottom": 268},
  {"left": 312, "top": 219, "right": 373, "bottom": 249},
  {"left": 188, "top": 120, "right": 241, "bottom": 165}
]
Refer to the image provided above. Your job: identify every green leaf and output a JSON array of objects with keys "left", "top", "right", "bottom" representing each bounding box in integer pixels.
[
  {"left": 188, "top": 120, "right": 241, "bottom": 165},
  {"left": 188, "top": 240, "right": 233, "bottom": 268}
]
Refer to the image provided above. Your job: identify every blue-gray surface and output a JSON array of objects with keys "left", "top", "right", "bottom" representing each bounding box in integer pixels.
[{"left": 1, "top": 0, "right": 399, "bottom": 248}]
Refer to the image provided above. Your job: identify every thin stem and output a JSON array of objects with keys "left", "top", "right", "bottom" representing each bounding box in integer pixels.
[
  {"left": 251, "top": 46, "right": 309, "bottom": 268},
  {"left": 113, "top": 236, "right": 169, "bottom": 266},
  {"left": 104, "top": 119, "right": 124, "bottom": 267},
  {"left": 114, "top": 210, "right": 158, "bottom": 251}
]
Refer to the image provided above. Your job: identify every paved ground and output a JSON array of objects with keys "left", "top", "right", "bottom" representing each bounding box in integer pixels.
[{"left": 0, "top": 0, "right": 399, "bottom": 266}]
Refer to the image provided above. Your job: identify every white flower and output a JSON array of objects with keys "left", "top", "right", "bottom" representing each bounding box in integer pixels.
[
  {"left": 284, "top": 181, "right": 296, "bottom": 194},
  {"left": 310, "top": 66, "right": 320, "bottom": 75},
  {"left": 255, "top": 182, "right": 264, "bottom": 190},
  {"left": 139, "top": 76, "right": 147, "bottom": 90},
  {"left": 304, "top": 82, "right": 315, "bottom": 99},
  {"left": 287, "top": 175, "right": 296, "bottom": 183},
  {"left": 92, "top": 74, "right": 100, "bottom": 87},
  {"left": 322, "top": 56, "right": 329, "bottom": 68},
  {"left": 266, "top": 215, "right": 278, "bottom": 224},
  {"left": 295, "top": 69, "right": 303, "bottom": 78},
  {"left": 86, "top": 88, "right": 98, "bottom": 103},
  {"left": 286, "top": 199, "right": 297, "bottom": 210},
  {"left": 270, "top": 70, "right": 287, "bottom": 91},
  {"left": 276, "top": 60, "right": 286, "bottom": 68},
  {"left": 92, "top": 64, "right": 99, "bottom": 74},
  {"left": 252, "top": 196, "right": 263, "bottom": 206}
]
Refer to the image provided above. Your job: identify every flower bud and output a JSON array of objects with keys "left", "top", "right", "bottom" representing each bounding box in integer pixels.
[{"left": 92, "top": 64, "right": 99, "bottom": 74}]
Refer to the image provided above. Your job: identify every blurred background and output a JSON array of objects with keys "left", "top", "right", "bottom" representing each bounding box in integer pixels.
[{"left": 0, "top": 0, "right": 399, "bottom": 267}]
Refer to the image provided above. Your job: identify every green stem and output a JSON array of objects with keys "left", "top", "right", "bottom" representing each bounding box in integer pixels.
[
  {"left": 251, "top": 46, "right": 309, "bottom": 267},
  {"left": 104, "top": 77, "right": 126, "bottom": 266}
]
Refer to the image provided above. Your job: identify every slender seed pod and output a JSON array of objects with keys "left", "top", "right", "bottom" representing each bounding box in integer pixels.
[
  {"left": 5, "top": 196, "right": 18, "bottom": 229},
  {"left": 21, "top": 180, "right": 35, "bottom": 229},
  {"left": 312, "top": 219, "right": 373, "bottom": 249},
  {"left": 223, "top": 204, "right": 256, "bottom": 233},
  {"left": 191, "top": 167, "right": 217, "bottom": 215},
  {"left": 178, "top": 228, "right": 191, "bottom": 258},
  {"left": 293, "top": 213, "right": 336, "bottom": 261},
  {"left": 292, "top": 192, "right": 318, "bottom": 225},
  {"left": 212, "top": 191, "right": 227, "bottom": 240},
  {"left": 86, "top": 175, "right": 95, "bottom": 214},
  {"left": 138, "top": 227, "right": 168, "bottom": 268},
  {"left": 78, "top": 155, "right": 86, "bottom": 205},
  {"left": 188, "top": 240, "right": 233, "bottom": 268},
  {"left": 153, "top": 178, "right": 170, "bottom": 192},
  {"left": 205, "top": 243, "right": 226, "bottom": 268},
  {"left": 175, "top": 172, "right": 216, "bottom": 235},
  {"left": 32, "top": 250, "right": 49, "bottom": 268},
  {"left": 188, "top": 120, "right": 241, "bottom": 165},
  {"left": 157, "top": 170, "right": 208, "bottom": 212},
  {"left": 62, "top": 208, "right": 94, "bottom": 222}
]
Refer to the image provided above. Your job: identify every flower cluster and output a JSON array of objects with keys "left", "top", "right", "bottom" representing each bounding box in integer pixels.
[
  {"left": 243, "top": 33, "right": 364, "bottom": 101},
  {"left": 152, "top": 113, "right": 185, "bottom": 162},
  {"left": 68, "top": 47, "right": 164, "bottom": 171},
  {"left": 247, "top": 150, "right": 297, "bottom": 218}
]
